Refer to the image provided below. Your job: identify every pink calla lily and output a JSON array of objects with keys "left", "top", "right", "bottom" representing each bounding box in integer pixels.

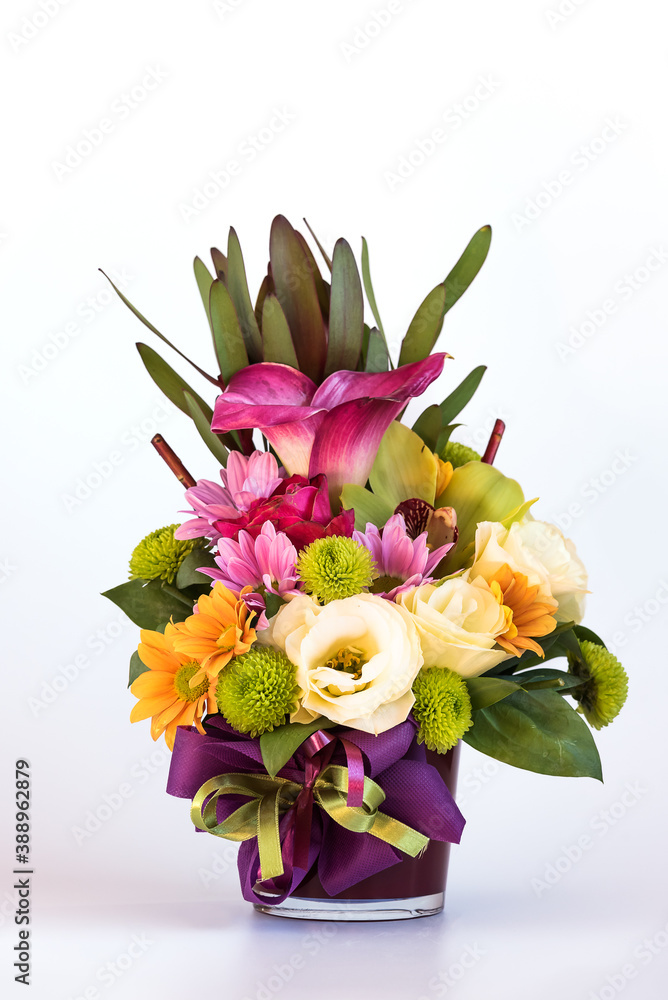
[{"left": 211, "top": 354, "right": 448, "bottom": 506}]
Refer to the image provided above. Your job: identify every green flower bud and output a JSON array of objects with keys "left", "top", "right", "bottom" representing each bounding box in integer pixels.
[
  {"left": 215, "top": 646, "right": 299, "bottom": 737},
  {"left": 129, "top": 524, "right": 197, "bottom": 584},
  {"left": 297, "top": 535, "right": 374, "bottom": 604},
  {"left": 442, "top": 441, "right": 481, "bottom": 469},
  {"left": 412, "top": 667, "right": 473, "bottom": 753},
  {"left": 569, "top": 640, "right": 628, "bottom": 730}
]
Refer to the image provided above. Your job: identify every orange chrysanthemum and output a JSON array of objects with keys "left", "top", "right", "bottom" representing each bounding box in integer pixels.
[
  {"left": 129, "top": 622, "right": 215, "bottom": 750},
  {"left": 489, "top": 563, "right": 558, "bottom": 658},
  {"left": 170, "top": 581, "right": 257, "bottom": 686}
]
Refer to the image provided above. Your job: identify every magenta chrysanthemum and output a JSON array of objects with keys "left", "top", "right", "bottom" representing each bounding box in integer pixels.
[
  {"left": 354, "top": 513, "right": 455, "bottom": 599},
  {"left": 175, "top": 451, "right": 284, "bottom": 543},
  {"left": 202, "top": 521, "right": 300, "bottom": 600}
]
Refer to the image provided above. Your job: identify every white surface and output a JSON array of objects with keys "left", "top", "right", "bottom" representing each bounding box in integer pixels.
[{"left": 2, "top": 1, "right": 667, "bottom": 997}]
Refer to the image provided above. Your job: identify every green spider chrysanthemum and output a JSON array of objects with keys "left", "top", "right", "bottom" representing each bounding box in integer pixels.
[
  {"left": 297, "top": 535, "right": 374, "bottom": 604},
  {"left": 442, "top": 441, "right": 481, "bottom": 469},
  {"left": 129, "top": 524, "right": 197, "bottom": 584},
  {"left": 215, "top": 646, "right": 299, "bottom": 737},
  {"left": 569, "top": 640, "right": 628, "bottom": 730},
  {"left": 412, "top": 667, "right": 473, "bottom": 753}
]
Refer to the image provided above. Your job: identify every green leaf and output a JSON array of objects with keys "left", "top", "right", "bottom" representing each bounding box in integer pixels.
[
  {"left": 412, "top": 404, "right": 442, "bottom": 451},
  {"left": 442, "top": 225, "right": 492, "bottom": 316},
  {"left": 339, "top": 484, "right": 394, "bottom": 530},
  {"left": 226, "top": 227, "right": 263, "bottom": 362},
  {"left": 210, "top": 246, "right": 228, "bottom": 280},
  {"left": 175, "top": 547, "right": 218, "bottom": 589},
  {"left": 295, "top": 231, "right": 330, "bottom": 321},
  {"left": 136, "top": 343, "right": 213, "bottom": 418},
  {"left": 324, "top": 238, "right": 364, "bottom": 376},
  {"left": 193, "top": 256, "right": 214, "bottom": 331},
  {"left": 463, "top": 688, "right": 602, "bottom": 780},
  {"left": 303, "top": 218, "right": 333, "bottom": 272},
  {"left": 361, "top": 237, "right": 386, "bottom": 340},
  {"left": 184, "top": 391, "right": 230, "bottom": 466},
  {"left": 438, "top": 366, "right": 487, "bottom": 427},
  {"left": 362, "top": 325, "right": 391, "bottom": 372},
  {"left": 435, "top": 423, "right": 462, "bottom": 455},
  {"left": 261, "top": 294, "right": 300, "bottom": 368},
  {"left": 102, "top": 578, "right": 194, "bottom": 630},
  {"left": 270, "top": 215, "right": 327, "bottom": 381},
  {"left": 514, "top": 667, "right": 583, "bottom": 692},
  {"left": 209, "top": 279, "right": 249, "bottom": 383},
  {"left": 128, "top": 649, "right": 148, "bottom": 687},
  {"left": 100, "top": 270, "right": 220, "bottom": 386},
  {"left": 573, "top": 625, "right": 608, "bottom": 649},
  {"left": 465, "top": 676, "right": 521, "bottom": 711},
  {"left": 263, "top": 591, "right": 286, "bottom": 619},
  {"left": 398, "top": 282, "right": 447, "bottom": 367},
  {"left": 260, "top": 717, "right": 338, "bottom": 778}
]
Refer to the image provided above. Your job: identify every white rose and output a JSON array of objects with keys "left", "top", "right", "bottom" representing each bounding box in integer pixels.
[
  {"left": 468, "top": 519, "right": 588, "bottom": 623},
  {"left": 263, "top": 593, "right": 423, "bottom": 735},
  {"left": 397, "top": 578, "right": 510, "bottom": 678}
]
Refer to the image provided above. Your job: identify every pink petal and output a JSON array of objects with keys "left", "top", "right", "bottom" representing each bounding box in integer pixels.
[
  {"left": 311, "top": 353, "right": 447, "bottom": 409},
  {"left": 211, "top": 364, "right": 319, "bottom": 431}
]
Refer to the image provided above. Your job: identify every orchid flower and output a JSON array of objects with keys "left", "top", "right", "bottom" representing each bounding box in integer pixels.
[{"left": 211, "top": 354, "right": 448, "bottom": 507}]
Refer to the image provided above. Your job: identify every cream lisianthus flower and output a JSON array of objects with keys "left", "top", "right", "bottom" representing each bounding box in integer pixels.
[
  {"left": 468, "top": 519, "right": 588, "bottom": 623},
  {"left": 397, "top": 578, "right": 510, "bottom": 678},
  {"left": 262, "top": 593, "right": 423, "bottom": 735}
]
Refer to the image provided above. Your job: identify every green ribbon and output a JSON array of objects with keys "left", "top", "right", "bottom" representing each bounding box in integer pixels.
[{"left": 190, "top": 765, "right": 429, "bottom": 881}]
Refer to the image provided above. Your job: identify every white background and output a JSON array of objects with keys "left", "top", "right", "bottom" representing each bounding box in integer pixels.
[{"left": 2, "top": 1, "right": 667, "bottom": 998}]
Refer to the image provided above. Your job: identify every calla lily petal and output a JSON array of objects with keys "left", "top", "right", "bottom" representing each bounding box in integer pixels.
[{"left": 311, "top": 353, "right": 447, "bottom": 409}]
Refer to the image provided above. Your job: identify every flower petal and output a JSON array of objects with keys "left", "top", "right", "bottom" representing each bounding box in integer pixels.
[{"left": 311, "top": 353, "right": 447, "bottom": 409}]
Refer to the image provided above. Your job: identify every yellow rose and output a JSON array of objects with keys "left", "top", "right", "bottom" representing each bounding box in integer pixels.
[
  {"left": 262, "top": 593, "right": 423, "bottom": 735},
  {"left": 397, "top": 578, "right": 510, "bottom": 678}
]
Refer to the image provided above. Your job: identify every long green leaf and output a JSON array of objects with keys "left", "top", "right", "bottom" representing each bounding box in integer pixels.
[
  {"left": 226, "top": 227, "right": 263, "bottom": 362},
  {"left": 463, "top": 688, "right": 602, "bottom": 780},
  {"left": 443, "top": 225, "right": 492, "bottom": 315},
  {"left": 296, "top": 231, "right": 330, "bottom": 321},
  {"left": 100, "top": 270, "right": 220, "bottom": 386},
  {"left": 270, "top": 215, "right": 327, "bottom": 382},
  {"left": 210, "top": 246, "right": 228, "bottom": 280},
  {"left": 193, "top": 256, "right": 214, "bottom": 331},
  {"left": 412, "top": 404, "right": 442, "bottom": 451},
  {"left": 361, "top": 237, "right": 386, "bottom": 340},
  {"left": 438, "top": 365, "right": 487, "bottom": 426},
  {"left": 324, "top": 238, "right": 364, "bottom": 376},
  {"left": 260, "top": 718, "right": 338, "bottom": 778},
  {"left": 209, "top": 279, "right": 249, "bottom": 384},
  {"left": 136, "top": 342, "right": 212, "bottom": 417},
  {"left": 184, "top": 391, "right": 229, "bottom": 467},
  {"left": 398, "top": 283, "right": 447, "bottom": 367},
  {"left": 361, "top": 325, "right": 391, "bottom": 372},
  {"left": 261, "top": 294, "right": 299, "bottom": 368},
  {"left": 303, "top": 218, "right": 333, "bottom": 272}
]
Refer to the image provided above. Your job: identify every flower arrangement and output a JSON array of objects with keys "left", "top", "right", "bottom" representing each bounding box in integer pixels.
[{"left": 104, "top": 216, "right": 628, "bottom": 916}]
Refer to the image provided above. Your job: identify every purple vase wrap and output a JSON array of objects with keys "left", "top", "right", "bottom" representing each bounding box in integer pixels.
[{"left": 167, "top": 715, "right": 465, "bottom": 905}]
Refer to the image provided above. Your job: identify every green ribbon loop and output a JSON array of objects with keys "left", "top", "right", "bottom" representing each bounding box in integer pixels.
[{"left": 190, "top": 764, "right": 429, "bottom": 882}]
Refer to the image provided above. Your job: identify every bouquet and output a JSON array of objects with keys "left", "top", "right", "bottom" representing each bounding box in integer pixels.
[{"left": 103, "top": 215, "right": 628, "bottom": 916}]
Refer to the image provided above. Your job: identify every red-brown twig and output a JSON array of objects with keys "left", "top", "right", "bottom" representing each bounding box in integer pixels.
[
  {"left": 151, "top": 434, "right": 196, "bottom": 488},
  {"left": 481, "top": 419, "right": 505, "bottom": 465}
]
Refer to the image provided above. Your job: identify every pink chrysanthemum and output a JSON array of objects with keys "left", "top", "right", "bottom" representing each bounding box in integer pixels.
[
  {"left": 202, "top": 521, "right": 300, "bottom": 601},
  {"left": 354, "top": 513, "right": 455, "bottom": 600},
  {"left": 175, "top": 451, "right": 284, "bottom": 542}
]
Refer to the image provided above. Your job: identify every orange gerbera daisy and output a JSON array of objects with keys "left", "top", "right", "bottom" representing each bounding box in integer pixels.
[
  {"left": 129, "top": 623, "right": 215, "bottom": 750},
  {"left": 170, "top": 581, "right": 257, "bottom": 686},
  {"left": 489, "top": 563, "right": 558, "bottom": 658}
]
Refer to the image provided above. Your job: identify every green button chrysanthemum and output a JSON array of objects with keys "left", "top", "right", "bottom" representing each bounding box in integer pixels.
[
  {"left": 297, "top": 535, "right": 374, "bottom": 604},
  {"left": 129, "top": 524, "right": 197, "bottom": 584},
  {"left": 441, "top": 441, "right": 481, "bottom": 468},
  {"left": 215, "top": 646, "right": 299, "bottom": 737},
  {"left": 412, "top": 667, "right": 473, "bottom": 753},
  {"left": 569, "top": 639, "right": 628, "bottom": 730}
]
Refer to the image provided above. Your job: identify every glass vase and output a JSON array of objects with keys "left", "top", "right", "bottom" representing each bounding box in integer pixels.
[{"left": 254, "top": 742, "right": 461, "bottom": 922}]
